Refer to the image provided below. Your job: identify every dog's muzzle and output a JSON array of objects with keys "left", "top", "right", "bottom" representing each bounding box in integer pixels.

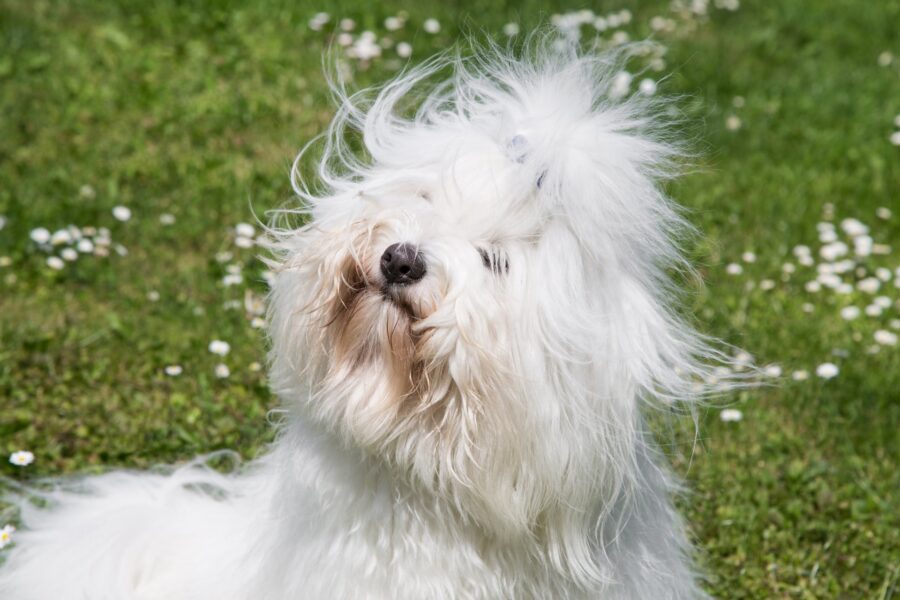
[{"left": 380, "top": 243, "right": 426, "bottom": 285}]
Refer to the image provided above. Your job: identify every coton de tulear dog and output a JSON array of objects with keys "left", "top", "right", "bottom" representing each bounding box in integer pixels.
[{"left": 0, "top": 40, "right": 730, "bottom": 599}]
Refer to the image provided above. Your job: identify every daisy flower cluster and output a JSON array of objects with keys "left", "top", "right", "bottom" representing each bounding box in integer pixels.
[
  {"left": 4, "top": 191, "right": 134, "bottom": 278},
  {"left": 157, "top": 219, "right": 271, "bottom": 382},
  {"left": 305, "top": 1, "right": 739, "bottom": 84},
  {"left": 218, "top": 222, "right": 271, "bottom": 322},
  {"left": 545, "top": 1, "right": 740, "bottom": 101},
  {"left": 718, "top": 204, "right": 898, "bottom": 424},
  {"left": 2, "top": 452, "right": 34, "bottom": 549},
  {"left": 307, "top": 11, "right": 442, "bottom": 70},
  {"left": 25, "top": 204, "right": 131, "bottom": 272}
]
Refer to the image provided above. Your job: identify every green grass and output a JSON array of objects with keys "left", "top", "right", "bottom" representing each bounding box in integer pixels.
[{"left": 1, "top": 0, "right": 898, "bottom": 597}]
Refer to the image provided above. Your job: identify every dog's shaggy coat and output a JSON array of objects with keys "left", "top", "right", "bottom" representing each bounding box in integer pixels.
[{"left": 0, "top": 41, "right": 726, "bottom": 599}]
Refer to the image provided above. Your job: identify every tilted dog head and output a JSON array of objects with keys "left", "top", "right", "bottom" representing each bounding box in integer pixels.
[{"left": 267, "top": 41, "right": 722, "bottom": 580}]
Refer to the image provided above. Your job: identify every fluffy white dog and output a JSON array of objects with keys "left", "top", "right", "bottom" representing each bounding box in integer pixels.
[{"left": 1, "top": 41, "right": 728, "bottom": 599}]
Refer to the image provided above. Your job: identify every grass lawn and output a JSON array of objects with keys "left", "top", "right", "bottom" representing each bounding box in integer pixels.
[{"left": 1, "top": 0, "right": 898, "bottom": 597}]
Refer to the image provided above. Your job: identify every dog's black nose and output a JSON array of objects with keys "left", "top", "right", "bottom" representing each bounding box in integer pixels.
[{"left": 380, "top": 243, "right": 426, "bottom": 285}]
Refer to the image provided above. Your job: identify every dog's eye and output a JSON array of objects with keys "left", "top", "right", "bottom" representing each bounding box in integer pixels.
[{"left": 478, "top": 247, "right": 509, "bottom": 274}]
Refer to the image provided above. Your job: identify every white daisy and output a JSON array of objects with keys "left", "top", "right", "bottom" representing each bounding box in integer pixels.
[
  {"left": 396, "top": 42, "right": 412, "bottom": 58},
  {"left": 854, "top": 236, "right": 873, "bottom": 257},
  {"left": 112, "top": 206, "right": 132, "bottom": 222},
  {"left": 423, "top": 18, "right": 440, "bottom": 33},
  {"left": 818, "top": 229, "right": 837, "bottom": 243},
  {"left": 611, "top": 31, "right": 631, "bottom": 46},
  {"left": 9, "top": 450, "right": 34, "bottom": 466},
  {"left": 309, "top": 12, "right": 329, "bottom": 31},
  {"left": 51, "top": 229, "right": 72, "bottom": 245},
  {"left": 637, "top": 78, "right": 657, "bottom": 96},
  {"left": 874, "top": 330, "right": 898, "bottom": 346},
  {"left": 817, "top": 273, "right": 840, "bottom": 288},
  {"left": 734, "top": 351, "right": 754, "bottom": 367},
  {"left": 214, "top": 363, "right": 231, "bottom": 379},
  {"left": 840, "top": 218, "right": 868, "bottom": 237},
  {"left": 46, "top": 256, "right": 65, "bottom": 270},
  {"left": 0, "top": 524, "right": 14, "bottom": 549},
  {"left": 763, "top": 364, "right": 782, "bottom": 377},
  {"left": 815, "top": 363, "right": 839, "bottom": 379},
  {"left": 857, "top": 277, "right": 881, "bottom": 294},
  {"left": 833, "top": 259, "right": 855, "bottom": 274},
  {"left": 719, "top": 409, "right": 743, "bottom": 422},
  {"left": 30, "top": 227, "right": 51, "bottom": 244},
  {"left": 840, "top": 306, "right": 860, "bottom": 320},
  {"left": 159, "top": 213, "right": 176, "bottom": 225},
  {"left": 865, "top": 304, "right": 883, "bottom": 317},
  {"left": 165, "top": 365, "right": 183, "bottom": 376},
  {"left": 208, "top": 340, "right": 231, "bottom": 356},
  {"left": 503, "top": 23, "right": 519, "bottom": 36},
  {"left": 223, "top": 274, "right": 243, "bottom": 287},
  {"left": 609, "top": 71, "right": 632, "bottom": 99},
  {"left": 791, "top": 370, "right": 809, "bottom": 381},
  {"left": 235, "top": 223, "right": 255, "bottom": 238},
  {"left": 725, "top": 263, "right": 743, "bottom": 275},
  {"left": 819, "top": 241, "right": 848, "bottom": 261},
  {"left": 874, "top": 296, "right": 892, "bottom": 309}
]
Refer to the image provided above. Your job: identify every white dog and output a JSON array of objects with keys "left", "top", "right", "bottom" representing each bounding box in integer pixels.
[{"left": 1, "top": 40, "right": 729, "bottom": 599}]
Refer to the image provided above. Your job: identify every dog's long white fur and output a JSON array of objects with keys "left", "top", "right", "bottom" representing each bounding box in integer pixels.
[{"left": 1, "top": 39, "right": 728, "bottom": 599}]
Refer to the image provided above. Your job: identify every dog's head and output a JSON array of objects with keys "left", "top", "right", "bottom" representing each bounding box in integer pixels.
[{"left": 267, "top": 42, "right": 720, "bottom": 563}]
